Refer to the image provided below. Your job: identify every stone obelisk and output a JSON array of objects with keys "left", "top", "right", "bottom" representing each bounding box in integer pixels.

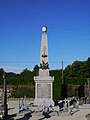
[{"left": 34, "top": 25, "right": 54, "bottom": 106}]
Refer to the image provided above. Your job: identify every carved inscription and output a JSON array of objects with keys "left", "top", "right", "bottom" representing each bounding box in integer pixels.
[{"left": 37, "top": 84, "right": 51, "bottom": 98}]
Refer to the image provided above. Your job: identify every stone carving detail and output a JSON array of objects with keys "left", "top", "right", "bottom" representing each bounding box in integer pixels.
[
  {"left": 42, "top": 45, "right": 47, "bottom": 58},
  {"left": 40, "top": 60, "right": 49, "bottom": 70}
]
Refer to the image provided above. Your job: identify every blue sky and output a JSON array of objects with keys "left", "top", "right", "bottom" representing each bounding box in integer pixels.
[{"left": 0, "top": 0, "right": 90, "bottom": 73}]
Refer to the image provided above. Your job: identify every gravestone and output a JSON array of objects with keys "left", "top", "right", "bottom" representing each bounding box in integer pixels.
[{"left": 34, "top": 25, "right": 54, "bottom": 106}]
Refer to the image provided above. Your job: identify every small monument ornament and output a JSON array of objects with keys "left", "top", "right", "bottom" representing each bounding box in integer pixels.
[
  {"left": 34, "top": 25, "right": 54, "bottom": 106},
  {"left": 42, "top": 25, "right": 47, "bottom": 33}
]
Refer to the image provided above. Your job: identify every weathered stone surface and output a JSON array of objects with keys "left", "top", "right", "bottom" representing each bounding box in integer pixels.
[
  {"left": 34, "top": 26, "right": 54, "bottom": 106},
  {"left": 37, "top": 84, "right": 51, "bottom": 98}
]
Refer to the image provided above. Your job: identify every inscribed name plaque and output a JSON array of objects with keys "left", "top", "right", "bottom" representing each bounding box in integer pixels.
[{"left": 37, "top": 84, "right": 51, "bottom": 98}]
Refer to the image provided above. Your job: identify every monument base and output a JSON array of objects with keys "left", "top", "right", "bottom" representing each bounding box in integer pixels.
[
  {"left": 34, "top": 70, "right": 54, "bottom": 107},
  {"left": 34, "top": 98, "right": 54, "bottom": 106}
]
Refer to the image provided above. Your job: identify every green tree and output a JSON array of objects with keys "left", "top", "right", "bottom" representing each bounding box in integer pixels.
[
  {"left": 33, "top": 65, "right": 39, "bottom": 76},
  {"left": 33, "top": 65, "right": 39, "bottom": 71},
  {"left": 50, "top": 70, "right": 62, "bottom": 100},
  {"left": 0, "top": 68, "right": 4, "bottom": 84},
  {"left": 20, "top": 68, "right": 34, "bottom": 85}
]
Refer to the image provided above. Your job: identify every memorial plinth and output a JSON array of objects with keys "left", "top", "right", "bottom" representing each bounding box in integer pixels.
[{"left": 34, "top": 26, "right": 54, "bottom": 106}]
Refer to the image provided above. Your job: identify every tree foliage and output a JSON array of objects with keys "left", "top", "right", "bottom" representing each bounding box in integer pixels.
[
  {"left": 50, "top": 70, "right": 62, "bottom": 100},
  {"left": 0, "top": 57, "right": 90, "bottom": 99},
  {"left": 10, "top": 85, "right": 34, "bottom": 98},
  {"left": 64, "top": 58, "right": 90, "bottom": 85}
]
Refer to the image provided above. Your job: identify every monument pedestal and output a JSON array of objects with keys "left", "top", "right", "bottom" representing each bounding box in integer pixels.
[{"left": 34, "top": 69, "right": 54, "bottom": 106}]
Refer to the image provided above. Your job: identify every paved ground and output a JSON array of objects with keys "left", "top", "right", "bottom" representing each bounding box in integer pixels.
[{"left": 4, "top": 100, "right": 90, "bottom": 120}]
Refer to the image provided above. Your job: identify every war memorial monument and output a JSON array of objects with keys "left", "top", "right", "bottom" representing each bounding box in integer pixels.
[
  {"left": 34, "top": 25, "right": 54, "bottom": 106},
  {"left": 0, "top": 26, "right": 88, "bottom": 120}
]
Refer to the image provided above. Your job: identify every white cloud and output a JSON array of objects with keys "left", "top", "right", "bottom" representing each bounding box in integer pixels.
[{"left": 0, "top": 65, "right": 24, "bottom": 73}]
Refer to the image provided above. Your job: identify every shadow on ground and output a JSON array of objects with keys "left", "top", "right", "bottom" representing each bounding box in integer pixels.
[
  {"left": 0, "top": 113, "right": 32, "bottom": 120},
  {"left": 38, "top": 111, "right": 51, "bottom": 120},
  {"left": 16, "top": 113, "right": 32, "bottom": 120},
  {"left": 0, "top": 114, "right": 16, "bottom": 120}
]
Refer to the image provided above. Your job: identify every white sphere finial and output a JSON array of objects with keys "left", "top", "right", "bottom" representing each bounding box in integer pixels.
[{"left": 42, "top": 25, "right": 47, "bottom": 33}]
